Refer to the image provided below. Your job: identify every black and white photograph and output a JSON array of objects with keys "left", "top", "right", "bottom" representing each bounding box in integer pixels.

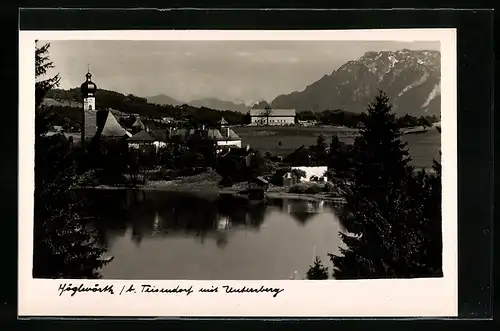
[{"left": 19, "top": 29, "right": 457, "bottom": 317}]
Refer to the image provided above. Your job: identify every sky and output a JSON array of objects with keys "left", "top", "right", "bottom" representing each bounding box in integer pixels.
[{"left": 42, "top": 40, "right": 440, "bottom": 105}]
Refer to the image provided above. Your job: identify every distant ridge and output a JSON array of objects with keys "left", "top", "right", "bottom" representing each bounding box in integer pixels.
[
  {"left": 269, "top": 49, "right": 441, "bottom": 117},
  {"left": 146, "top": 94, "right": 182, "bottom": 106},
  {"left": 188, "top": 97, "right": 250, "bottom": 113}
]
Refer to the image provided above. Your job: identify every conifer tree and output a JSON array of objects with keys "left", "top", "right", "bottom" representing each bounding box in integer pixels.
[
  {"left": 33, "top": 41, "right": 109, "bottom": 278},
  {"left": 327, "top": 135, "right": 349, "bottom": 180},
  {"left": 306, "top": 256, "right": 329, "bottom": 280},
  {"left": 313, "top": 133, "right": 328, "bottom": 165},
  {"left": 328, "top": 91, "right": 442, "bottom": 279}
]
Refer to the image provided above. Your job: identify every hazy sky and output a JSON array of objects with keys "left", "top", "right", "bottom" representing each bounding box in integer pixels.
[{"left": 42, "top": 40, "right": 440, "bottom": 104}]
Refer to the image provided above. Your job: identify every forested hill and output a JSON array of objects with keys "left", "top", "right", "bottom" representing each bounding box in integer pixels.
[{"left": 44, "top": 88, "right": 247, "bottom": 127}]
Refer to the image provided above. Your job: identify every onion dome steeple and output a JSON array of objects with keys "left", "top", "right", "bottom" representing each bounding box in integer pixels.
[{"left": 80, "top": 69, "right": 97, "bottom": 97}]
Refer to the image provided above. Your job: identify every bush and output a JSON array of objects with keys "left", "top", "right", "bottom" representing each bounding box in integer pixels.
[
  {"left": 145, "top": 170, "right": 166, "bottom": 182},
  {"left": 218, "top": 177, "right": 234, "bottom": 187},
  {"left": 74, "top": 169, "right": 99, "bottom": 188},
  {"left": 305, "top": 184, "right": 323, "bottom": 194},
  {"left": 289, "top": 182, "right": 322, "bottom": 194},
  {"left": 322, "top": 182, "right": 335, "bottom": 193}
]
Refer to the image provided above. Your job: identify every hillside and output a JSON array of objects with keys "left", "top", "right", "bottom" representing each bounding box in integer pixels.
[
  {"left": 146, "top": 94, "right": 182, "bottom": 106},
  {"left": 43, "top": 88, "right": 246, "bottom": 128},
  {"left": 270, "top": 49, "right": 441, "bottom": 117}
]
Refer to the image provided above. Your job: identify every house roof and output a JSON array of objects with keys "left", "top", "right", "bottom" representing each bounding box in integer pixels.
[
  {"left": 206, "top": 128, "right": 223, "bottom": 140},
  {"left": 170, "top": 127, "right": 241, "bottom": 142},
  {"left": 96, "top": 111, "right": 129, "bottom": 137},
  {"left": 252, "top": 176, "right": 269, "bottom": 185},
  {"left": 223, "top": 128, "right": 241, "bottom": 141},
  {"left": 149, "top": 129, "right": 168, "bottom": 142},
  {"left": 171, "top": 128, "right": 196, "bottom": 140},
  {"left": 250, "top": 109, "right": 296, "bottom": 117},
  {"left": 218, "top": 117, "right": 228, "bottom": 125},
  {"left": 128, "top": 130, "right": 155, "bottom": 142},
  {"left": 132, "top": 117, "right": 146, "bottom": 128}
]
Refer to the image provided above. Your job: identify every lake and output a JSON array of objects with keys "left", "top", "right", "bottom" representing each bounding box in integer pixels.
[
  {"left": 85, "top": 189, "right": 345, "bottom": 280},
  {"left": 234, "top": 127, "right": 441, "bottom": 169}
]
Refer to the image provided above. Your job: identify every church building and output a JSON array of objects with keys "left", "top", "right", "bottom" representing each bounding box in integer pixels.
[{"left": 80, "top": 71, "right": 131, "bottom": 144}]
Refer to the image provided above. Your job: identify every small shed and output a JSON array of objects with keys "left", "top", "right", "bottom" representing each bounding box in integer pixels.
[
  {"left": 282, "top": 171, "right": 299, "bottom": 187},
  {"left": 248, "top": 176, "right": 269, "bottom": 190},
  {"left": 247, "top": 176, "right": 269, "bottom": 200}
]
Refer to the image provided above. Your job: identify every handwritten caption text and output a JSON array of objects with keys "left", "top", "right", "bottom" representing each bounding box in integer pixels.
[{"left": 57, "top": 283, "right": 285, "bottom": 298}]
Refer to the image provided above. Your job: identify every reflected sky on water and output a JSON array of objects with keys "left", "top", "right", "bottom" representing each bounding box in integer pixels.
[{"left": 82, "top": 190, "right": 345, "bottom": 280}]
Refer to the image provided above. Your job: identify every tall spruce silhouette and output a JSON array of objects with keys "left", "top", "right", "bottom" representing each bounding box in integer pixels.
[
  {"left": 33, "top": 41, "right": 110, "bottom": 278},
  {"left": 329, "top": 91, "right": 442, "bottom": 279}
]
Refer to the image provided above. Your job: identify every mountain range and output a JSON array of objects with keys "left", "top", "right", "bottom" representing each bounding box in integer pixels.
[
  {"left": 270, "top": 49, "right": 441, "bottom": 117},
  {"left": 52, "top": 49, "right": 440, "bottom": 118},
  {"left": 147, "top": 49, "right": 440, "bottom": 117},
  {"left": 146, "top": 95, "right": 251, "bottom": 113}
]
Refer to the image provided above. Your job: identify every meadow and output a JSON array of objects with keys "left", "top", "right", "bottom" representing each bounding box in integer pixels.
[{"left": 233, "top": 126, "right": 441, "bottom": 169}]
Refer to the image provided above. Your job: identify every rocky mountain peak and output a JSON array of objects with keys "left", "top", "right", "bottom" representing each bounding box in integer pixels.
[{"left": 270, "top": 49, "right": 441, "bottom": 117}]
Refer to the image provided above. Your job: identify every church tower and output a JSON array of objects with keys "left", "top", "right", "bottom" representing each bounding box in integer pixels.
[{"left": 80, "top": 70, "right": 98, "bottom": 143}]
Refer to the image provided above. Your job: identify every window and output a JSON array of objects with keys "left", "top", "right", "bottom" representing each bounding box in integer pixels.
[{"left": 88, "top": 104, "right": 93, "bottom": 110}]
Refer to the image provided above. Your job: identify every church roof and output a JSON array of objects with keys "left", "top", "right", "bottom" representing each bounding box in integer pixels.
[
  {"left": 128, "top": 130, "right": 155, "bottom": 142},
  {"left": 80, "top": 72, "right": 97, "bottom": 96},
  {"left": 97, "top": 111, "right": 129, "bottom": 137}
]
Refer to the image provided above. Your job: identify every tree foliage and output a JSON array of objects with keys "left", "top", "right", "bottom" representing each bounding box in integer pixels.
[
  {"left": 45, "top": 88, "right": 246, "bottom": 127},
  {"left": 296, "top": 108, "right": 438, "bottom": 129},
  {"left": 328, "top": 91, "right": 442, "bottom": 279},
  {"left": 34, "top": 41, "right": 109, "bottom": 279},
  {"left": 306, "top": 256, "right": 329, "bottom": 280}
]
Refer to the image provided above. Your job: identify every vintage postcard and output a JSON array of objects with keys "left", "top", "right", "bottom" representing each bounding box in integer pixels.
[{"left": 19, "top": 29, "right": 457, "bottom": 317}]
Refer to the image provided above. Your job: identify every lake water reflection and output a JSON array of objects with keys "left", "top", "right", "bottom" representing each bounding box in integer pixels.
[{"left": 84, "top": 190, "right": 344, "bottom": 280}]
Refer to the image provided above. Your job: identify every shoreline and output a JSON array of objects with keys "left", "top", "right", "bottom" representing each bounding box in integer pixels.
[{"left": 80, "top": 182, "right": 346, "bottom": 203}]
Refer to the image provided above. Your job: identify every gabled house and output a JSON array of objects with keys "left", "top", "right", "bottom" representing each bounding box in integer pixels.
[
  {"left": 167, "top": 117, "right": 242, "bottom": 153},
  {"left": 128, "top": 129, "right": 167, "bottom": 152}
]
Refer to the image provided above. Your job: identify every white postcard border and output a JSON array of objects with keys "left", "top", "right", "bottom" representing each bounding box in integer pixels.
[{"left": 18, "top": 29, "right": 457, "bottom": 317}]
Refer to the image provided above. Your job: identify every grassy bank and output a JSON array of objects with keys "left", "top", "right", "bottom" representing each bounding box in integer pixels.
[{"left": 87, "top": 170, "right": 346, "bottom": 203}]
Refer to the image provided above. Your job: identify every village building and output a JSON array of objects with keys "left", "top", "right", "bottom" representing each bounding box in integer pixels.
[
  {"left": 132, "top": 116, "right": 147, "bottom": 134},
  {"left": 128, "top": 130, "right": 156, "bottom": 151},
  {"left": 249, "top": 108, "right": 296, "bottom": 126},
  {"left": 356, "top": 121, "right": 366, "bottom": 129},
  {"left": 80, "top": 71, "right": 131, "bottom": 143},
  {"left": 216, "top": 118, "right": 242, "bottom": 149},
  {"left": 161, "top": 117, "right": 175, "bottom": 124},
  {"left": 168, "top": 117, "right": 242, "bottom": 152}
]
